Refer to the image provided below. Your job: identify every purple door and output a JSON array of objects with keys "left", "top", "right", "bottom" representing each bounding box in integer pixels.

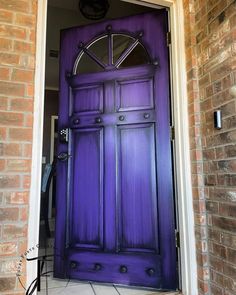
[{"left": 54, "top": 10, "right": 177, "bottom": 290}]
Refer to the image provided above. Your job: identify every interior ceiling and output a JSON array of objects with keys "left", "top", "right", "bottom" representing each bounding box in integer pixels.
[{"left": 48, "top": 0, "right": 78, "bottom": 10}]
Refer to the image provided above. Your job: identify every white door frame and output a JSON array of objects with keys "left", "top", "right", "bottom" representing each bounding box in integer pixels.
[{"left": 28, "top": 0, "right": 197, "bottom": 294}]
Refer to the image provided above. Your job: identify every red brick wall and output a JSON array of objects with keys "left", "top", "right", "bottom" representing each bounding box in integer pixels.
[
  {"left": 184, "top": 0, "right": 236, "bottom": 294},
  {"left": 0, "top": 0, "right": 235, "bottom": 294},
  {"left": 0, "top": 0, "right": 37, "bottom": 294}
]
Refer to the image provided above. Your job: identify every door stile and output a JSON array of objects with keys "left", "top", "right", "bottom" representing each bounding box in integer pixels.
[
  {"left": 103, "top": 81, "right": 117, "bottom": 252},
  {"left": 153, "top": 14, "right": 177, "bottom": 287}
]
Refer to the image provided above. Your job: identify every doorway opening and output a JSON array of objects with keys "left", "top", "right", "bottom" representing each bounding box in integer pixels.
[{"left": 38, "top": 1, "right": 179, "bottom": 294}]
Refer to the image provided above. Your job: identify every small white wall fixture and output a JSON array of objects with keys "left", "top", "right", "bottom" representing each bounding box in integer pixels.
[{"left": 28, "top": 0, "right": 198, "bottom": 294}]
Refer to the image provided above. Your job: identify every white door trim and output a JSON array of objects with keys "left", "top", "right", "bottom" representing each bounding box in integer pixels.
[
  {"left": 28, "top": 1, "right": 197, "bottom": 294},
  {"left": 27, "top": 0, "right": 48, "bottom": 290}
]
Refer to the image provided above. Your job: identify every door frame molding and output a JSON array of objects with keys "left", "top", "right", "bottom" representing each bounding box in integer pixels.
[{"left": 27, "top": 0, "right": 197, "bottom": 294}]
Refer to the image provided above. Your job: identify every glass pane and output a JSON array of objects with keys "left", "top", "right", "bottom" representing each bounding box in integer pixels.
[
  {"left": 88, "top": 36, "right": 109, "bottom": 65},
  {"left": 76, "top": 53, "right": 104, "bottom": 74},
  {"left": 118, "top": 43, "right": 149, "bottom": 68},
  {"left": 113, "top": 34, "right": 134, "bottom": 64}
]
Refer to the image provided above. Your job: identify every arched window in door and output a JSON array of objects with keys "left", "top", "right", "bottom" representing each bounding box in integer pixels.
[{"left": 73, "top": 28, "right": 151, "bottom": 75}]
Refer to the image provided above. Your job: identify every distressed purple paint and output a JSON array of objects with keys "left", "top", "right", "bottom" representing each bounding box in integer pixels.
[{"left": 54, "top": 10, "right": 177, "bottom": 290}]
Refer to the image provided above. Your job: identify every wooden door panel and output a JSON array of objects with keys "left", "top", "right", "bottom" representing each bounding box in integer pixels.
[
  {"left": 116, "top": 78, "right": 154, "bottom": 111},
  {"left": 73, "top": 84, "right": 104, "bottom": 114},
  {"left": 118, "top": 124, "right": 158, "bottom": 252},
  {"left": 71, "top": 128, "right": 104, "bottom": 249}
]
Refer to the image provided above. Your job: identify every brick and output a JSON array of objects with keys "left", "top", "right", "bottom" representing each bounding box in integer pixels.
[
  {"left": 206, "top": 201, "right": 219, "bottom": 214},
  {"left": 15, "top": 14, "right": 35, "bottom": 27},
  {"left": 0, "top": 96, "right": 8, "bottom": 110},
  {"left": 211, "top": 243, "right": 227, "bottom": 259},
  {"left": 0, "top": 158, "right": 5, "bottom": 171},
  {"left": 209, "top": 255, "right": 223, "bottom": 272},
  {"left": 0, "top": 259, "right": 18, "bottom": 274},
  {"left": 0, "top": 37, "right": 12, "bottom": 51},
  {"left": 14, "top": 40, "right": 35, "bottom": 54},
  {"left": 23, "top": 175, "right": 30, "bottom": 189},
  {"left": 19, "top": 206, "right": 28, "bottom": 221},
  {"left": 0, "top": 81, "right": 24, "bottom": 96},
  {"left": 9, "top": 128, "right": 32, "bottom": 141},
  {"left": 0, "top": 175, "right": 20, "bottom": 188},
  {"left": 12, "top": 69, "right": 34, "bottom": 83},
  {"left": 25, "top": 113, "right": 33, "bottom": 127},
  {"left": 0, "top": 208, "right": 19, "bottom": 222},
  {"left": 208, "top": 1, "right": 227, "bottom": 22},
  {"left": 0, "top": 0, "right": 30, "bottom": 13},
  {"left": 210, "top": 283, "right": 223, "bottom": 295},
  {"left": 0, "top": 10, "right": 13, "bottom": 23},
  {"left": 227, "top": 248, "right": 236, "bottom": 264},
  {"left": 30, "top": 29, "right": 35, "bottom": 42},
  {"left": 0, "top": 24, "right": 26, "bottom": 39},
  {"left": 3, "top": 224, "right": 27, "bottom": 239},
  {"left": 221, "top": 232, "right": 236, "bottom": 248},
  {"left": 0, "top": 53, "right": 20, "bottom": 66},
  {"left": 23, "top": 144, "right": 32, "bottom": 158},
  {"left": 0, "top": 111, "right": 23, "bottom": 126},
  {"left": 223, "top": 263, "right": 236, "bottom": 278},
  {"left": 221, "top": 101, "right": 236, "bottom": 117},
  {"left": 0, "top": 67, "right": 10, "bottom": 80},
  {"left": 0, "top": 143, "right": 21, "bottom": 157},
  {"left": 10, "top": 98, "right": 33, "bottom": 112},
  {"left": 219, "top": 203, "right": 236, "bottom": 217},
  {"left": 26, "top": 84, "right": 34, "bottom": 97},
  {"left": 225, "top": 145, "right": 236, "bottom": 157},
  {"left": 211, "top": 59, "right": 236, "bottom": 81},
  {"left": 6, "top": 191, "right": 29, "bottom": 205},
  {"left": 212, "top": 216, "right": 236, "bottom": 232},
  {"left": 0, "top": 127, "right": 6, "bottom": 140},
  {"left": 6, "top": 159, "right": 31, "bottom": 172},
  {"left": 0, "top": 242, "right": 17, "bottom": 256},
  {"left": 0, "top": 277, "right": 16, "bottom": 292}
]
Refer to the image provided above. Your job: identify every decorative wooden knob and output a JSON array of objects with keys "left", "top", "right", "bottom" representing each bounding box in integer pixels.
[
  {"left": 147, "top": 268, "right": 155, "bottom": 276},
  {"left": 73, "top": 118, "right": 80, "bottom": 124},
  {"left": 120, "top": 265, "right": 127, "bottom": 273},
  {"left": 94, "top": 263, "right": 102, "bottom": 271},
  {"left": 95, "top": 117, "right": 102, "bottom": 123},
  {"left": 144, "top": 113, "right": 150, "bottom": 119},
  {"left": 70, "top": 261, "right": 77, "bottom": 269}
]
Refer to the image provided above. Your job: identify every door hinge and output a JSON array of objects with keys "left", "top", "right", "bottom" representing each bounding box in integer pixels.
[
  {"left": 170, "top": 126, "right": 175, "bottom": 141},
  {"left": 167, "top": 31, "right": 171, "bottom": 46},
  {"left": 175, "top": 230, "right": 180, "bottom": 248}
]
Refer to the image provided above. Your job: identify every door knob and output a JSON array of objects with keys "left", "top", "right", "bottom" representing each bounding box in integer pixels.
[
  {"left": 119, "top": 115, "right": 125, "bottom": 121},
  {"left": 95, "top": 117, "right": 102, "bottom": 123}
]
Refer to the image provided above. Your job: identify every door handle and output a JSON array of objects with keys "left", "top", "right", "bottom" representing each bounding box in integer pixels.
[{"left": 57, "top": 152, "right": 71, "bottom": 162}]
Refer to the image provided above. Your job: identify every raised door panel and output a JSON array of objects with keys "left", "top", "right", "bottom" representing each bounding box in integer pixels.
[
  {"left": 116, "top": 78, "right": 154, "bottom": 112},
  {"left": 71, "top": 128, "right": 104, "bottom": 249},
  {"left": 118, "top": 124, "right": 158, "bottom": 253},
  {"left": 72, "top": 84, "right": 104, "bottom": 114}
]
